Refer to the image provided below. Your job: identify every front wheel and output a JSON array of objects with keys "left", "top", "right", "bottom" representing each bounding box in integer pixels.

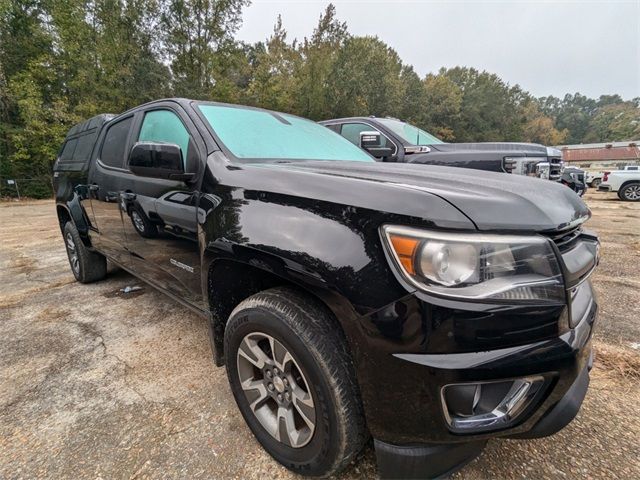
[
  {"left": 224, "top": 287, "right": 367, "bottom": 477},
  {"left": 619, "top": 182, "right": 640, "bottom": 201},
  {"left": 591, "top": 178, "right": 601, "bottom": 188}
]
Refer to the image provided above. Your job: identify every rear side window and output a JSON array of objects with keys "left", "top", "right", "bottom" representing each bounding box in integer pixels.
[
  {"left": 101, "top": 117, "right": 133, "bottom": 168},
  {"left": 73, "top": 133, "right": 96, "bottom": 163},
  {"left": 138, "top": 110, "right": 191, "bottom": 165},
  {"left": 59, "top": 138, "right": 78, "bottom": 162}
]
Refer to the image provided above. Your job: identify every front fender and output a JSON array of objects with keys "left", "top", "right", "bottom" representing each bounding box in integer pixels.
[{"left": 200, "top": 186, "right": 409, "bottom": 316}]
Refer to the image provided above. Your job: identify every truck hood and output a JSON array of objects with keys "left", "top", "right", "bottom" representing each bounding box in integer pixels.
[
  {"left": 265, "top": 161, "right": 589, "bottom": 232},
  {"left": 429, "top": 142, "right": 550, "bottom": 156}
]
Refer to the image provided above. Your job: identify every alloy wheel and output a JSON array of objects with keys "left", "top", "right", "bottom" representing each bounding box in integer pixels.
[
  {"left": 623, "top": 184, "right": 640, "bottom": 200},
  {"left": 236, "top": 332, "right": 316, "bottom": 448},
  {"left": 65, "top": 232, "right": 79, "bottom": 274},
  {"left": 132, "top": 211, "right": 145, "bottom": 233}
]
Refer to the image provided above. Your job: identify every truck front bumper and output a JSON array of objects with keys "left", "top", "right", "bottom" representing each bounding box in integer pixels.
[
  {"left": 374, "top": 353, "right": 592, "bottom": 479},
  {"left": 351, "top": 290, "right": 597, "bottom": 479}
]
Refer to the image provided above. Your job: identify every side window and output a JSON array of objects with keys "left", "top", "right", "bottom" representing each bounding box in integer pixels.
[
  {"left": 59, "top": 138, "right": 78, "bottom": 162},
  {"left": 138, "top": 110, "right": 191, "bottom": 166},
  {"left": 101, "top": 117, "right": 133, "bottom": 168},
  {"left": 73, "top": 131, "right": 97, "bottom": 163},
  {"left": 340, "top": 123, "right": 394, "bottom": 151}
]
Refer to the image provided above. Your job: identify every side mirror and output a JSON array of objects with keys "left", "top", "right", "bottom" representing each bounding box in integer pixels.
[
  {"left": 128, "top": 142, "right": 195, "bottom": 181},
  {"left": 359, "top": 131, "right": 394, "bottom": 159}
]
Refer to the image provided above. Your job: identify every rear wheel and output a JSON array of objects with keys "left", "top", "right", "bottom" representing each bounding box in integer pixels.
[
  {"left": 63, "top": 222, "right": 107, "bottom": 283},
  {"left": 224, "top": 287, "right": 367, "bottom": 477},
  {"left": 619, "top": 182, "right": 640, "bottom": 201},
  {"left": 591, "top": 178, "right": 601, "bottom": 188}
]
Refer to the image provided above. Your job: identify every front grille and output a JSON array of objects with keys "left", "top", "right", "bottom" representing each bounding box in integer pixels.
[
  {"left": 544, "top": 225, "right": 583, "bottom": 251},
  {"left": 548, "top": 157, "right": 563, "bottom": 181}
]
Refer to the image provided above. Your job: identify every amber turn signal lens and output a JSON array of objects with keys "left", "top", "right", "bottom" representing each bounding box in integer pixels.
[{"left": 389, "top": 235, "right": 419, "bottom": 275}]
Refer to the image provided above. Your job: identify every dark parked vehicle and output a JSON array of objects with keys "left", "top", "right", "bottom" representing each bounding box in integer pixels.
[
  {"left": 561, "top": 166, "right": 587, "bottom": 197},
  {"left": 320, "top": 116, "right": 565, "bottom": 180},
  {"left": 54, "top": 99, "right": 599, "bottom": 479}
]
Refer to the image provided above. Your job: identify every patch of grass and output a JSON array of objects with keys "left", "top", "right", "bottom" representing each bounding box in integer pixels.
[{"left": 594, "top": 342, "right": 640, "bottom": 379}]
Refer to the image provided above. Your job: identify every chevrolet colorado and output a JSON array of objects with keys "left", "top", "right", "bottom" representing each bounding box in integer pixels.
[
  {"left": 54, "top": 99, "right": 599, "bottom": 479},
  {"left": 320, "top": 116, "right": 564, "bottom": 181}
]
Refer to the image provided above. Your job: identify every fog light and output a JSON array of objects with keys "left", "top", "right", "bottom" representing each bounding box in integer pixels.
[{"left": 441, "top": 376, "right": 545, "bottom": 433}]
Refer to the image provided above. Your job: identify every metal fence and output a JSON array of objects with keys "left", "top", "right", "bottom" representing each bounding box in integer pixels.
[{"left": 0, "top": 176, "right": 54, "bottom": 200}]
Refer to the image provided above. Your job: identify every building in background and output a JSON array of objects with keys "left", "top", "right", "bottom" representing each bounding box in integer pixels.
[{"left": 558, "top": 141, "right": 640, "bottom": 171}]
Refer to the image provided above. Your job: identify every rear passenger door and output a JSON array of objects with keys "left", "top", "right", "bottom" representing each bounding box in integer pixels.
[{"left": 88, "top": 115, "right": 135, "bottom": 264}]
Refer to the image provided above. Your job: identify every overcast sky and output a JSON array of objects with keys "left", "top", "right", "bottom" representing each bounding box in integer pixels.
[{"left": 237, "top": 0, "right": 640, "bottom": 100}]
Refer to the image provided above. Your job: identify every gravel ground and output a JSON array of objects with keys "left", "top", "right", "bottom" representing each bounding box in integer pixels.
[{"left": 1, "top": 191, "right": 639, "bottom": 479}]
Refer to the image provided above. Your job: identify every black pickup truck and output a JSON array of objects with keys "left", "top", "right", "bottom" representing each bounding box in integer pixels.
[
  {"left": 320, "top": 116, "right": 565, "bottom": 180},
  {"left": 54, "top": 99, "right": 598, "bottom": 479}
]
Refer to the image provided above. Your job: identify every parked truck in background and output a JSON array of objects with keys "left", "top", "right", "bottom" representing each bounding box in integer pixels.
[
  {"left": 320, "top": 116, "right": 565, "bottom": 181},
  {"left": 598, "top": 168, "right": 640, "bottom": 201}
]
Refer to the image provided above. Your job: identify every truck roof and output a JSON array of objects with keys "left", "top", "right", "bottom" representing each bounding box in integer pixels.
[{"left": 66, "top": 114, "right": 115, "bottom": 138}]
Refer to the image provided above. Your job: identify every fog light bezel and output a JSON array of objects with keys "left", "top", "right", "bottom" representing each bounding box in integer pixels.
[{"left": 440, "top": 376, "right": 547, "bottom": 434}]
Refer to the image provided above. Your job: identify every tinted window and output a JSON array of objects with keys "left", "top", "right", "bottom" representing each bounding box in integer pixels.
[
  {"left": 73, "top": 132, "right": 97, "bottom": 163},
  {"left": 138, "top": 110, "right": 191, "bottom": 165},
  {"left": 101, "top": 117, "right": 133, "bottom": 168},
  {"left": 376, "top": 118, "right": 443, "bottom": 145},
  {"left": 340, "top": 123, "right": 394, "bottom": 151},
  {"left": 198, "top": 104, "right": 373, "bottom": 162},
  {"left": 59, "top": 138, "right": 78, "bottom": 162}
]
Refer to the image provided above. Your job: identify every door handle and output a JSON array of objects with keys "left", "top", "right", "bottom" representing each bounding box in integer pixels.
[{"left": 121, "top": 192, "right": 137, "bottom": 201}]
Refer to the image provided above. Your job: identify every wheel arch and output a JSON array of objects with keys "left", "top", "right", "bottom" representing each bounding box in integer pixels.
[
  {"left": 56, "top": 201, "right": 93, "bottom": 247},
  {"left": 619, "top": 179, "right": 640, "bottom": 191},
  {"left": 205, "top": 258, "right": 360, "bottom": 367}
]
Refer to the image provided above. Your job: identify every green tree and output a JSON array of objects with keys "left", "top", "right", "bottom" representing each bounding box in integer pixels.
[
  {"left": 397, "top": 65, "right": 426, "bottom": 126},
  {"left": 422, "top": 71, "right": 463, "bottom": 141},
  {"left": 583, "top": 99, "right": 640, "bottom": 142},
  {"left": 297, "top": 3, "right": 349, "bottom": 119},
  {"left": 439, "top": 67, "right": 526, "bottom": 142},
  {"left": 246, "top": 15, "right": 300, "bottom": 112},
  {"left": 521, "top": 100, "right": 568, "bottom": 145},
  {"left": 161, "top": 0, "right": 250, "bottom": 99},
  {"left": 327, "top": 36, "right": 403, "bottom": 118}
]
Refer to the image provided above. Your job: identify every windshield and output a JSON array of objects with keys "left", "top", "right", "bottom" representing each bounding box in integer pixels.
[
  {"left": 376, "top": 118, "right": 444, "bottom": 145},
  {"left": 198, "top": 104, "right": 374, "bottom": 163}
]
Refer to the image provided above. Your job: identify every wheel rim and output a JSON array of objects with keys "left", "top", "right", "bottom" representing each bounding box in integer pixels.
[
  {"left": 236, "top": 332, "right": 316, "bottom": 448},
  {"left": 65, "top": 232, "right": 79, "bottom": 274},
  {"left": 624, "top": 185, "right": 640, "bottom": 200},
  {"left": 132, "top": 211, "right": 145, "bottom": 233}
]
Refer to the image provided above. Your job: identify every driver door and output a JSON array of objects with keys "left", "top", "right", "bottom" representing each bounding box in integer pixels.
[{"left": 121, "top": 106, "right": 204, "bottom": 306}]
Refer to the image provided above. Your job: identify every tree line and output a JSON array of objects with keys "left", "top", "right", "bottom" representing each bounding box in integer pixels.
[{"left": 1, "top": 1, "right": 639, "bottom": 197}]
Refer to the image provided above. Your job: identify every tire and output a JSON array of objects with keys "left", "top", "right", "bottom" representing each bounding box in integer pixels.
[
  {"left": 619, "top": 182, "right": 640, "bottom": 201},
  {"left": 224, "top": 287, "right": 367, "bottom": 477},
  {"left": 129, "top": 205, "right": 158, "bottom": 238},
  {"left": 63, "top": 221, "right": 107, "bottom": 283},
  {"left": 591, "top": 178, "right": 601, "bottom": 188}
]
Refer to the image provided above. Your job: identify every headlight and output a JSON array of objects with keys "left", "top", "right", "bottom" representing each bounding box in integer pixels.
[{"left": 382, "top": 225, "right": 565, "bottom": 303}]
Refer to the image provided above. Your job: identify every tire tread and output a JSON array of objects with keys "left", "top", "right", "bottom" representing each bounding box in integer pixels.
[{"left": 227, "top": 287, "right": 368, "bottom": 477}]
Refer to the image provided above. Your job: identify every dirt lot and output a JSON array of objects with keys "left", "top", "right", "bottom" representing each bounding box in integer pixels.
[{"left": 1, "top": 191, "right": 639, "bottom": 479}]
